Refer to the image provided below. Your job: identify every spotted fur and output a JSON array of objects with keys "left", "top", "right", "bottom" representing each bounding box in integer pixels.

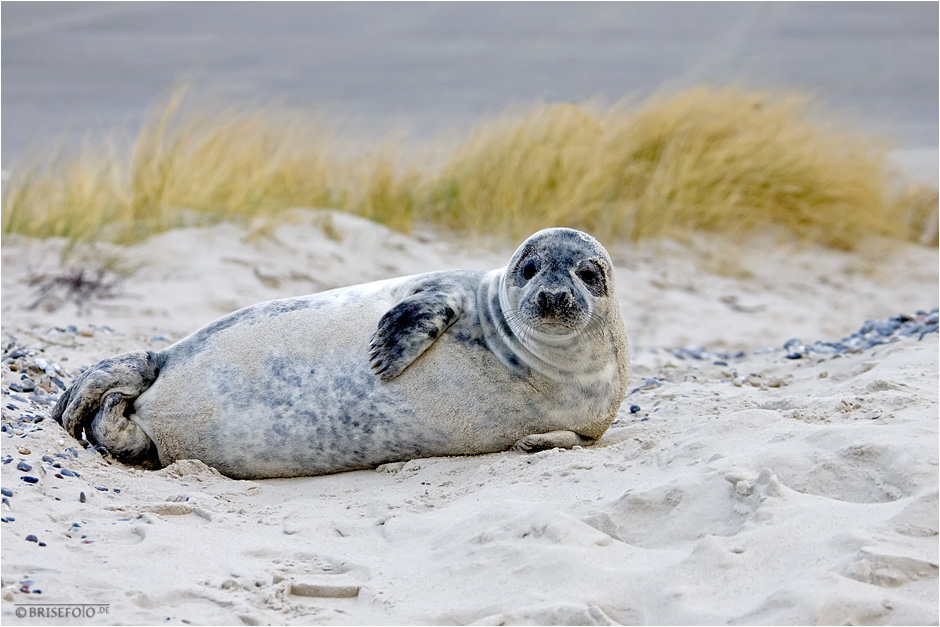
[{"left": 53, "top": 228, "right": 630, "bottom": 479}]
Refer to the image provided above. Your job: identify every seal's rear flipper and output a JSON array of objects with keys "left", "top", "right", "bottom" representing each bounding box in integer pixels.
[{"left": 52, "top": 350, "right": 162, "bottom": 468}]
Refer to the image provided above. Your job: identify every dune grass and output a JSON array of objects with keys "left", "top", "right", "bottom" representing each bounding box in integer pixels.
[
  {"left": 2, "top": 84, "right": 936, "bottom": 250},
  {"left": 2, "top": 87, "right": 418, "bottom": 244}
]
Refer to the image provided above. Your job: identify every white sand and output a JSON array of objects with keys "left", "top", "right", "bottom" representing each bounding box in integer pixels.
[{"left": 1, "top": 210, "right": 937, "bottom": 625}]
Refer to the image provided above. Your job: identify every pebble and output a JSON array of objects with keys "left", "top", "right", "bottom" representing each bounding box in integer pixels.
[
  {"left": 629, "top": 378, "right": 664, "bottom": 394},
  {"left": 673, "top": 347, "right": 746, "bottom": 362},
  {"left": 918, "top": 324, "right": 939, "bottom": 340},
  {"left": 20, "top": 476, "right": 39, "bottom": 484},
  {"left": 25, "top": 534, "right": 38, "bottom": 542},
  {"left": 41, "top": 455, "right": 55, "bottom": 464},
  {"left": 94, "top": 486, "right": 108, "bottom": 492},
  {"left": 2, "top": 342, "right": 73, "bottom": 432},
  {"left": 1, "top": 456, "right": 12, "bottom": 464},
  {"left": 60, "top": 469, "right": 78, "bottom": 477},
  {"left": 9, "top": 381, "right": 35, "bottom": 393},
  {"left": 16, "top": 461, "right": 31, "bottom": 472},
  {"left": 792, "top": 308, "right": 940, "bottom": 357},
  {"left": 629, "top": 405, "right": 641, "bottom": 414},
  {"left": 669, "top": 309, "right": 939, "bottom": 365},
  {"left": 79, "top": 492, "right": 86, "bottom": 503},
  {"left": 1, "top": 488, "right": 12, "bottom": 497}
]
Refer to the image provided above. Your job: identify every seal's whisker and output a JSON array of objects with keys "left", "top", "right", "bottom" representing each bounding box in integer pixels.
[{"left": 579, "top": 311, "right": 609, "bottom": 340}]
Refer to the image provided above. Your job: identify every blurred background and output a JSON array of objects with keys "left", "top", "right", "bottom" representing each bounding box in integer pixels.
[
  {"left": 3, "top": 2, "right": 937, "bottom": 165},
  {"left": 2, "top": 2, "right": 937, "bottom": 249}
]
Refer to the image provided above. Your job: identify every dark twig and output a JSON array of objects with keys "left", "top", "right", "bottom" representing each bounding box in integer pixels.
[{"left": 26, "top": 268, "right": 125, "bottom": 314}]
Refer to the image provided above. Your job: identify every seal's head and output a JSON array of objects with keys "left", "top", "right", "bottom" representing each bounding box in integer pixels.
[{"left": 502, "top": 227, "right": 616, "bottom": 341}]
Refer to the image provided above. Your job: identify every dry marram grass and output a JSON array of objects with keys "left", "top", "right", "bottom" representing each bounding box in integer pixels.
[{"left": 3, "top": 85, "right": 936, "bottom": 249}]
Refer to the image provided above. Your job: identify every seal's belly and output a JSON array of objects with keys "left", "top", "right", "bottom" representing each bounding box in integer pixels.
[{"left": 133, "top": 283, "right": 532, "bottom": 478}]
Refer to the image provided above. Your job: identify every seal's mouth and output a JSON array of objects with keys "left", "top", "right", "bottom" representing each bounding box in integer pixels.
[
  {"left": 517, "top": 294, "right": 587, "bottom": 335},
  {"left": 527, "top": 318, "right": 582, "bottom": 336}
]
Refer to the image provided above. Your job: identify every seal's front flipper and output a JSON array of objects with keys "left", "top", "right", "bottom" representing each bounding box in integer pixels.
[
  {"left": 370, "top": 287, "right": 465, "bottom": 380},
  {"left": 512, "top": 430, "right": 596, "bottom": 453}
]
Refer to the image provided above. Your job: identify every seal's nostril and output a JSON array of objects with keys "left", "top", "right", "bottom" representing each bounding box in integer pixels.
[
  {"left": 537, "top": 291, "right": 550, "bottom": 310},
  {"left": 537, "top": 289, "right": 574, "bottom": 312}
]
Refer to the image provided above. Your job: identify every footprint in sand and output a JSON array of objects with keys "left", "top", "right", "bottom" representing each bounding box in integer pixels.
[
  {"left": 470, "top": 601, "right": 635, "bottom": 626},
  {"left": 843, "top": 547, "right": 939, "bottom": 588},
  {"left": 218, "top": 549, "right": 369, "bottom": 618},
  {"left": 582, "top": 468, "right": 782, "bottom": 549}
]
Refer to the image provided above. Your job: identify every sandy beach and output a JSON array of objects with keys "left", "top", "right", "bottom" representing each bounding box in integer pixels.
[
  {"left": 2, "top": 3, "right": 937, "bottom": 624},
  {"left": 1, "top": 205, "right": 937, "bottom": 625}
]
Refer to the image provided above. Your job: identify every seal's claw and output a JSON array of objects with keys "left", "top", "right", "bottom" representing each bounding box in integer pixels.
[
  {"left": 512, "top": 436, "right": 538, "bottom": 453},
  {"left": 512, "top": 431, "right": 596, "bottom": 453}
]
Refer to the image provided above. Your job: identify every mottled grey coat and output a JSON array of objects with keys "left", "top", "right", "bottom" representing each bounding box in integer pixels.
[{"left": 54, "top": 228, "right": 630, "bottom": 479}]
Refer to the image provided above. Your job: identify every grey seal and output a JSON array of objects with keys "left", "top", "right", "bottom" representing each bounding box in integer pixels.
[{"left": 53, "top": 227, "right": 630, "bottom": 479}]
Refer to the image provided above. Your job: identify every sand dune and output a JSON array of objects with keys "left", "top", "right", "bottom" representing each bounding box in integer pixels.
[{"left": 2, "top": 210, "right": 937, "bottom": 625}]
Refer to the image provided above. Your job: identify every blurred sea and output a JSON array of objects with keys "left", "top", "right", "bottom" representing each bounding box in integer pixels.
[{"left": 2, "top": 2, "right": 937, "bottom": 171}]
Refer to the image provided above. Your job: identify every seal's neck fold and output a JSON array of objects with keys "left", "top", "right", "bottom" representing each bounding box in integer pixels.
[{"left": 479, "top": 269, "right": 604, "bottom": 381}]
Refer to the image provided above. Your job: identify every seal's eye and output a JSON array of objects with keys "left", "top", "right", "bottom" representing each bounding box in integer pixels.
[
  {"left": 522, "top": 260, "right": 539, "bottom": 281},
  {"left": 576, "top": 263, "right": 607, "bottom": 296},
  {"left": 577, "top": 268, "right": 599, "bottom": 284}
]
